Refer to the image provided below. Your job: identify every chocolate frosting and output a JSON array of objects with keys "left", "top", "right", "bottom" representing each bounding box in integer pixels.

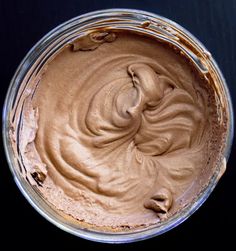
[{"left": 14, "top": 32, "right": 221, "bottom": 229}]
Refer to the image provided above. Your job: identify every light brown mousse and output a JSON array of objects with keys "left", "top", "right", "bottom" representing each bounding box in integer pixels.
[{"left": 14, "top": 31, "right": 225, "bottom": 230}]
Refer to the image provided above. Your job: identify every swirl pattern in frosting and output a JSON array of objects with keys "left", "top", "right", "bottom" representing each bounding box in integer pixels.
[{"left": 20, "top": 32, "right": 212, "bottom": 228}]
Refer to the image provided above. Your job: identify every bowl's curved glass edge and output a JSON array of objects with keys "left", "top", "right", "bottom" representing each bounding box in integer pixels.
[{"left": 2, "top": 8, "right": 234, "bottom": 244}]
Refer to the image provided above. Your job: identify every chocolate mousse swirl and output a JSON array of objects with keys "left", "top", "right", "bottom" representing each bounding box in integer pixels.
[{"left": 21, "top": 32, "right": 211, "bottom": 225}]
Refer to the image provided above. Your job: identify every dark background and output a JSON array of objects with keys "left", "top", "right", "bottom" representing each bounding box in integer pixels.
[{"left": 0, "top": 0, "right": 235, "bottom": 249}]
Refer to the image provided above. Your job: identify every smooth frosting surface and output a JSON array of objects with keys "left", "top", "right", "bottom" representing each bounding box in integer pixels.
[{"left": 17, "top": 32, "right": 217, "bottom": 228}]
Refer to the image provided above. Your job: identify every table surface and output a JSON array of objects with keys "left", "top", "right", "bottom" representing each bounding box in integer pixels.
[{"left": 0, "top": 0, "right": 235, "bottom": 248}]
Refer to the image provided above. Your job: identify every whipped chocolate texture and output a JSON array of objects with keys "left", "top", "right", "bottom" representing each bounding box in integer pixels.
[{"left": 11, "top": 31, "right": 225, "bottom": 230}]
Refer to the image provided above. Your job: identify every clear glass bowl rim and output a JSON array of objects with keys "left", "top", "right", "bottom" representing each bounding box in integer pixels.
[{"left": 2, "top": 8, "right": 234, "bottom": 243}]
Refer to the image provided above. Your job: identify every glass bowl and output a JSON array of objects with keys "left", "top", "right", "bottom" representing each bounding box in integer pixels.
[{"left": 2, "top": 9, "right": 234, "bottom": 243}]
